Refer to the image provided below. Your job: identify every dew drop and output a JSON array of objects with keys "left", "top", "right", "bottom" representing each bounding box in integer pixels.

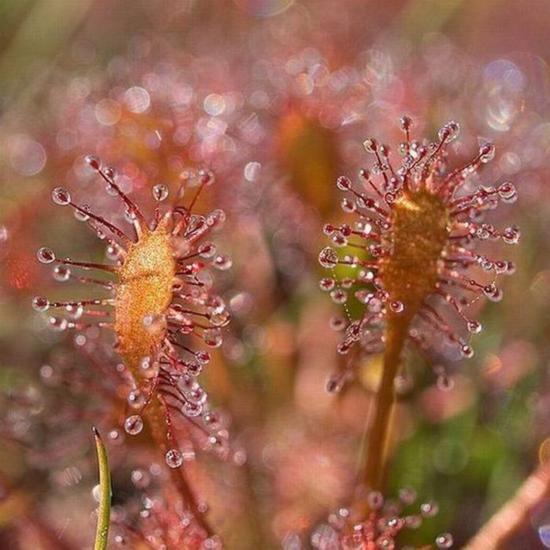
[
  {"left": 53, "top": 265, "right": 71, "bottom": 282},
  {"left": 363, "top": 138, "right": 377, "bottom": 153},
  {"left": 405, "top": 515, "right": 422, "bottom": 529},
  {"left": 436, "top": 374, "right": 454, "bottom": 391},
  {"left": 52, "top": 187, "right": 71, "bottom": 206},
  {"left": 203, "top": 328, "right": 223, "bottom": 348},
  {"left": 400, "top": 115, "right": 412, "bottom": 132},
  {"left": 37, "top": 247, "right": 55, "bottom": 264},
  {"left": 319, "top": 247, "right": 338, "bottom": 269},
  {"left": 438, "top": 121, "right": 460, "bottom": 143},
  {"left": 420, "top": 500, "right": 439, "bottom": 518},
  {"left": 195, "top": 350, "right": 211, "bottom": 365},
  {"left": 330, "top": 288, "right": 348, "bottom": 304},
  {"left": 479, "top": 142, "right": 495, "bottom": 163},
  {"left": 32, "top": 296, "right": 49, "bottom": 312},
  {"left": 66, "top": 304, "right": 83, "bottom": 320},
  {"left": 131, "top": 469, "right": 150, "bottom": 489},
  {"left": 152, "top": 184, "right": 169, "bottom": 202},
  {"left": 92, "top": 484, "right": 101, "bottom": 502},
  {"left": 106, "top": 244, "right": 120, "bottom": 261},
  {"left": 103, "top": 166, "right": 116, "bottom": 179},
  {"left": 389, "top": 300, "right": 404, "bottom": 313},
  {"left": 326, "top": 375, "right": 343, "bottom": 393},
  {"left": 367, "top": 491, "right": 384, "bottom": 510},
  {"left": 140, "top": 356, "right": 152, "bottom": 371},
  {"left": 108, "top": 429, "right": 121, "bottom": 441},
  {"left": 460, "top": 344, "right": 474, "bottom": 358},
  {"left": 319, "top": 278, "right": 336, "bottom": 291},
  {"left": 127, "top": 389, "right": 146, "bottom": 409},
  {"left": 124, "top": 414, "right": 143, "bottom": 435},
  {"left": 329, "top": 316, "right": 345, "bottom": 331},
  {"left": 336, "top": 176, "right": 352, "bottom": 191},
  {"left": 323, "top": 224, "right": 336, "bottom": 236},
  {"left": 85, "top": 155, "right": 100, "bottom": 169},
  {"left": 203, "top": 411, "right": 221, "bottom": 429},
  {"left": 497, "top": 182, "right": 517, "bottom": 203},
  {"left": 182, "top": 401, "right": 203, "bottom": 417},
  {"left": 467, "top": 320, "right": 482, "bottom": 334},
  {"left": 74, "top": 204, "right": 90, "bottom": 222},
  {"left": 213, "top": 254, "right": 232, "bottom": 270},
  {"left": 198, "top": 242, "right": 216, "bottom": 259},
  {"left": 165, "top": 449, "right": 183, "bottom": 468},
  {"left": 49, "top": 316, "right": 67, "bottom": 331},
  {"left": 435, "top": 533, "right": 453, "bottom": 548},
  {"left": 502, "top": 225, "right": 520, "bottom": 245},
  {"left": 399, "top": 487, "right": 417, "bottom": 505}
]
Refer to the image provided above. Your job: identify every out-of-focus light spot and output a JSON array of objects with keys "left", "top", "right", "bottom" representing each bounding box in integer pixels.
[
  {"left": 484, "top": 342, "right": 536, "bottom": 389},
  {"left": 145, "top": 130, "right": 162, "bottom": 150},
  {"left": 483, "top": 59, "right": 525, "bottom": 132},
  {"left": 433, "top": 439, "right": 469, "bottom": 475},
  {"left": 531, "top": 271, "right": 550, "bottom": 304},
  {"left": 483, "top": 353, "right": 502, "bottom": 376},
  {"left": 539, "top": 439, "right": 550, "bottom": 464},
  {"left": 539, "top": 525, "right": 550, "bottom": 548},
  {"left": 244, "top": 161, "right": 261, "bottom": 182},
  {"left": 295, "top": 73, "right": 314, "bottom": 95},
  {"left": 9, "top": 135, "right": 46, "bottom": 176},
  {"left": 484, "top": 59, "right": 525, "bottom": 92},
  {"left": 420, "top": 375, "right": 474, "bottom": 422},
  {"left": 499, "top": 151, "right": 522, "bottom": 175},
  {"left": 203, "top": 93, "right": 226, "bottom": 116},
  {"left": 95, "top": 98, "right": 121, "bottom": 126},
  {"left": 56, "top": 129, "right": 78, "bottom": 151},
  {"left": 124, "top": 86, "right": 151, "bottom": 113},
  {"left": 233, "top": 0, "right": 294, "bottom": 17}
]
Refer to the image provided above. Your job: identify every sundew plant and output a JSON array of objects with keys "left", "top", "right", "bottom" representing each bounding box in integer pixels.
[{"left": 1, "top": 1, "right": 549, "bottom": 549}]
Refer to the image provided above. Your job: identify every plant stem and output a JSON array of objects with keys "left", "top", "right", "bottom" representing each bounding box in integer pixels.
[
  {"left": 146, "top": 398, "right": 215, "bottom": 537},
  {"left": 92, "top": 427, "right": 111, "bottom": 550},
  {"left": 363, "top": 319, "right": 407, "bottom": 492}
]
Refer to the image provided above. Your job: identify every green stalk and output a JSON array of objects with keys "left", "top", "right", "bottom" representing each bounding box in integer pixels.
[{"left": 92, "top": 427, "right": 111, "bottom": 550}]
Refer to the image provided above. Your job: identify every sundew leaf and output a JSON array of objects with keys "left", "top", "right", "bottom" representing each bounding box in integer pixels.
[{"left": 92, "top": 427, "right": 111, "bottom": 550}]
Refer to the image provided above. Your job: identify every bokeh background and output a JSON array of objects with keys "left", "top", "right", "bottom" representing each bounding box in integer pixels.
[{"left": 1, "top": 0, "right": 550, "bottom": 548}]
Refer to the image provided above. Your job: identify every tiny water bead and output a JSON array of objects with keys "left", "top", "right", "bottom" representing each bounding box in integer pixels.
[
  {"left": 127, "top": 389, "right": 147, "bottom": 409},
  {"left": 32, "top": 296, "right": 49, "bottom": 312},
  {"left": 37, "top": 247, "right": 55, "bottom": 264},
  {"left": 53, "top": 265, "right": 71, "bottom": 281},
  {"left": 152, "top": 183, "right": 169, "bottom": 202},
  {"left": 435, "top": 533, "right": 454, "bottom": 548},
  {"left": 438, "top": 121, "right": 460, "bottom": 143},
  {"left": 213, "top": 254, "right": 232, "bottom": 270},
  {"left": 49, "top": 316, "right": 68, "bottom": 331},
  {"left": 479, "top": 142, "right": 496, "bottom": 163},
  {"left": 420, "top": 500, "right": 439, "bottom": 518},
  {"left": 51, "top": 187, "right": 71, "bottom": 206},
  {"left": 319, "top": 246, "right": 338, "bottom": 268},
  {"left": 130, "top": 468, "right": 150, "bottom": 489},
  {"left": 165, "top": 449, "right": 183, "bottom": 468},
  {"left": 124, "top": 414, "right": 144, "bottom": 435},
  {"left": 467, "top": 320, "right": 482, "bottom": 333}
]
